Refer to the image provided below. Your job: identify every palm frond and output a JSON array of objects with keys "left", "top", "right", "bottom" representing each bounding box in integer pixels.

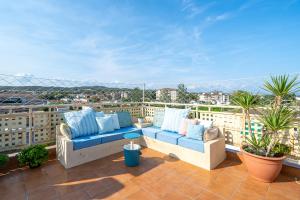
[{"left": 263, "top": 75, "right": 299, "bottom": 97}]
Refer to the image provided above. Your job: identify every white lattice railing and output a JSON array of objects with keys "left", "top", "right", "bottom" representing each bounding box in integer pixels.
[
  {"left": 143, "top": 102, "right": 300, "bottom": 159},
  {"left": 0, "top": 103, "right": 143, "bottom": 152},
  {"left": 0, "top": 102, "right": 299, "bottom": 160}
]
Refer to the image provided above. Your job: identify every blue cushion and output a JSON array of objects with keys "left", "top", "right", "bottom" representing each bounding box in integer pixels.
[
  {"left": 73, "top": 134, "right": 103, "bottom": 150},
  {"left": 100, "top": 126, "right": 142, "bottom": 144},
  {"left": 161, "top": 108, "right": 190, "bottom": 132},
  {"left": 117, "top": 112, "right": 133, "bottom": 128},
  {"left": 142, "top": 126, "right": 161, "bottom": 138},
  {"left": 186, "top": 124, "right": 204, "bottom": 141},
  {"left": 96, "top": 116, "right": 115, "bottom": 134},
  {"left": 105, "top": 113, "right": 120, "bottom": 129},
  {"left": 95, "top": 112, "right": 105, "bottom": 117},
  {"left": 72, "top": 126, "right": 142, "bottom": 150},
  {"left": 153, "top": 109, "right": 165, "bottom": 127},
  {"left": 156, "top": 131, "right": 183, "bottom": 145},
  {"left": 63, "top": 107, "right": 98, "bottom": 139},
  {"left": 178, "top": 137, "right": 205, "bottom": 152}
]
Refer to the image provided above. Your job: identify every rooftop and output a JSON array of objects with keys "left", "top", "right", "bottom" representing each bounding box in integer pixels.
[{"left": 1, "top": 148, "right": 299, "bottom": 200}]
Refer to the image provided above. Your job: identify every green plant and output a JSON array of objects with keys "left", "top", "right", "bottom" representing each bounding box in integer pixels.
[
  {"left": 244, "top": 134, "right": 291, "bottom": 157},
  {"left": 242, "top": 75, "right": 299, "bottom": 158},
  {"left": 258, "top": 105, "right": 296, "bottom": 156},
  {"left": 17, "top": 145, "right": 49, "bottom": 168},
  {"left": 263, "top": 75, "right": 299, "bottom": 107},
  {"left": 231, "top": 91, "right": 259, "bottom": 135},
  {"left": 0, "top": 154, "right": 9, "bottom": 167}
]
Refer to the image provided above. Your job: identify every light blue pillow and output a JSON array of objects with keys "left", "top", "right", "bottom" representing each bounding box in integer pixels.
[
  {"left": 63, "top": 107, "right": 99, "bottom": 139},
  {"left": 153, "top": 109, "right": 165, "bottom": 127},
  {"left": 95, "top": 111, "right": 105, "bottom": 117},
  {"left": 117, "top": 112, "right": 132, "bottom": 128},
  {"left": 186, "top": 124, "right": 205, "bottom": 141},
  {"left": 161, "top": 108, "right": 190, "bottom": 132},
  {"left": 96, "top": 116, "right": 115, "bottom": 134},
  {"left": 105, "top": 113, "right": 120, "bottom": 129}
]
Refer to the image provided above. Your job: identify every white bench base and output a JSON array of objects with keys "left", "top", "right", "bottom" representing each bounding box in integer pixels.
[
  {"left": 56, "top": 126, "right": 226, "bottom": 170},
  {"left": 140, "top": 136, "right": 226, "bottom": 170}
]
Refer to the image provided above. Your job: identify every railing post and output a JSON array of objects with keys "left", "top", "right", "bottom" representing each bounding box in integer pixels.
[
  {"left": 142, "top": 83, "right": 145, "bottom": 103},
  {"left": 28, "top": 108, "right": 32, "bottom": 146}
]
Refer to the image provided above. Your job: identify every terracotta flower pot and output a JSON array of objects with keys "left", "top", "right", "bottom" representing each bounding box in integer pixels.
[{"left": 241, "top": 147, "right": 285, "bottom": 183}]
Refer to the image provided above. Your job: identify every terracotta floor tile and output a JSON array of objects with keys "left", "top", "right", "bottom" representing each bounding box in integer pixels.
[
  {"left": 27, "top": 185, "right": 59, "bottom": 200},
  {"left": 60, "top": 189, "right": 90, "bottom": 200},
  {"left": 231, "top": 176, "right": 270, "bottom": 200},
  {"left": 125, "top": 189, "right": 159, "bottom": 200},
  {"left": 0, "top": 148, "right": 299, "bottom": 200},
  {"left": 194, "top": 189, "right": 225, "bottom": 200}
]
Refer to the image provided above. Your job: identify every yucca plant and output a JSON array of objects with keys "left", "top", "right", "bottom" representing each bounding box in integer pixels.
[
  {"left": 231, "top": 91, "right": 258, "bottom": 135},
  {"left": 258, "top": 106, "right": 295, "bottom": 156},
  {"left": 263, "top": 75, "right": 299, "bottom": 107}
]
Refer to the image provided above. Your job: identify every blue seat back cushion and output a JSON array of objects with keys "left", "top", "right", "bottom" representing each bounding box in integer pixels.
[
  {"left": 96, "top": 115, "right": 115, "bottom": 134},
  {"left": 117, "top": 111, "right": 133, "bottom": 128},
  {"left": 153, "top": 109, "right": 165, "bottom": 127},
  {"left": 63, "top": 107, "right": 98, "bottom": 139},
  {"left": 186, "top": 124, "right": 204, "bottom": 141}
]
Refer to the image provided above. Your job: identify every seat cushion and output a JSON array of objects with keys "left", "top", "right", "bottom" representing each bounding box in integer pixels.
[
  {"left": 177, "top": 137, "right": 205, "bottom": 152},
  {"left": 156, "top": 131, "right": 183, "bottom": 145},
  {"left": 100, "top": 126, "right": 142, "bottom": 144},
  {"left": 72, "top": 126, "right": 142, "bottom": 150},
  {"left": 153, "top": 109, "right": 165, "bottom": 127},
  {"left": 117, "top": 112, "right": 133, "bottom": 128},
  {"left": 73, "top": 134, "right": 103, "bottom": 150},
  {"left": 142, "top": 126, "right": 161, "bottom": 138},
  {"left": 63, "top": 107, "right": 99, "bottom": 139}
]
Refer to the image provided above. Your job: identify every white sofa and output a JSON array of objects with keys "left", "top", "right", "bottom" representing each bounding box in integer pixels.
[{"left": 56, "top": 124, "right": 226, "bottom": 170}]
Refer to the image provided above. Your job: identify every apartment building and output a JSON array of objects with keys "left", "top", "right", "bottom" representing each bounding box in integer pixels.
[
  {"left": 156, "top": 88, "right": 177, "bottom": 102},
  {"left": 198, "top": 92, "right": 230, "bottom": 105},
  {"left": 0, "top": 108, "right": 65, "bottom": 152}
]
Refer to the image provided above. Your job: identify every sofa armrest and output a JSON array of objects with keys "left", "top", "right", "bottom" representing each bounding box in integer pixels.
[
  {"left": 56, "top": 125, "right": 73, "bottom": 168},
  {"left": 204, "top": 135, "right": 226, "bottom": 169}
]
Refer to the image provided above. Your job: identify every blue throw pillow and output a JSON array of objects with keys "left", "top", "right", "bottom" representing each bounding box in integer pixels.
[
  {"left": 116, "top": 112, "right": 132, "bottom": 128},
  {"left": 95, "top": 111, "right": 105, "bottom": 117},
  {"left": 186, "top": 124, "right": 205, "bottom": 141},
  {"left": 96, "top": 116, "right": 115, "bottom": 134},
  {"left": 63, "top": 107, "right": 99, "bottom": 139},
  {"left": 153, "top": 109, "right": 165, "bottom": 127},
  {"left": 105, "top": 113, "right": 120, "bottom": 129}
]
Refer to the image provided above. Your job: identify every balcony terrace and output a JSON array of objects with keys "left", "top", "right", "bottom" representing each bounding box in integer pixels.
[{"left": 0, "top": 75, "right": 299, "bottom": 200}]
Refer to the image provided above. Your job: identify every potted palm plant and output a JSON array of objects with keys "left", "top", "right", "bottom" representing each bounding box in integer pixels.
[
  {"left": 231, "top": 91, "right": 258, "bottom": 138},
  {"left": 241, "top": 75, "right": 299, "bottom": 182}
]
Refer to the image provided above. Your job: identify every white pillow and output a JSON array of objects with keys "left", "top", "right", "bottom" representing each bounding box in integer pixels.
[
  {"left": 199, "top": 120, "right": 213, "bottom": 129},
  {"left": 105, "top": 113, "right": 120, "bottom": 129},
  {"left": 161, "top": 108, "right": 190, "bottom": 132}
]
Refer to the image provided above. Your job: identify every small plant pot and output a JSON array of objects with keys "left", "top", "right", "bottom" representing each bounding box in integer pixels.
[
  {"left": 137, "top": 118, "right": 144, "bottom": 124},
  {"left": 241, "top": 147, "right": 285, "bottom": 183}
]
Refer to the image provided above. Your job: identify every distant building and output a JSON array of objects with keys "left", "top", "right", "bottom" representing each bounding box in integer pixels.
[
  {"left": 156, "top": 88, "right": 177, "bottom": 102},
  {"left": 198, "top": 92, "right": 230, "bottom": 105}
]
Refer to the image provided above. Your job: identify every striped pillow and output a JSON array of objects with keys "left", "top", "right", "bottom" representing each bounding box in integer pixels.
[{"left": 63, "top": 107, "right": 99, "bottom": 139}]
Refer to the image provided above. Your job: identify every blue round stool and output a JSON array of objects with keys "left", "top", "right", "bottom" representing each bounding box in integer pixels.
[{"left": 123, "top": 133, "right": 141, "bottom": 167}]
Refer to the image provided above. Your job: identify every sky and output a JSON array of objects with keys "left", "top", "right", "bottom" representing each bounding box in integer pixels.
[{"left": 0, "top": 0, "right": 299, "bottom": 90}]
